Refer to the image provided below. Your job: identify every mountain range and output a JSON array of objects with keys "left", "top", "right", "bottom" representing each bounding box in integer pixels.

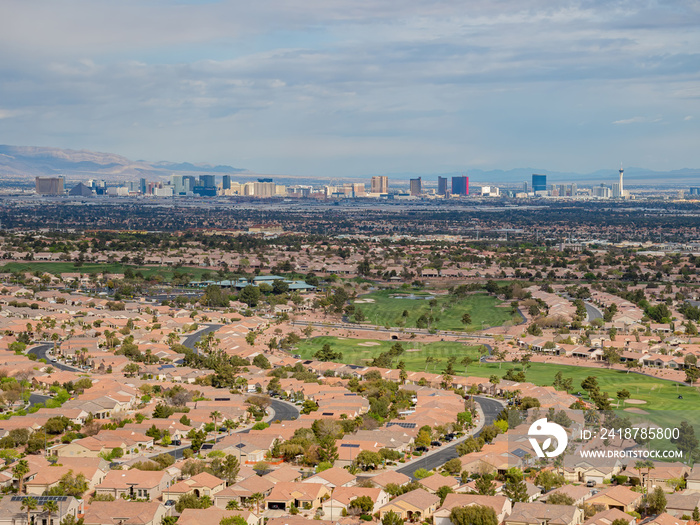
[
  {"left": 0, "top": 144, "right": 698, "bottom": 186},
  {"left": 0, "top": 145, "right": 246, "bottom": 182}
]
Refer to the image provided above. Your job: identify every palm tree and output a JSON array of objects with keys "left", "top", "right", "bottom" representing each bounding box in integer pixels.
[
  {"left": 635, "top": 459, "right": 655, "bottom": 495},
  {"left": 249, "top": 492, "right": 264, "bottom": 514},
  {"left": 210, "top": 410, "right": 222, "bottom": 439},
  {"left": 42, "top": 500, "right": 58, "bottom": 525},
  {"left": 21, "top": 496, "right": 37, "bottom": 525},
  {"left": 13, "top": 459, "right": 29, "bottom": 494}
]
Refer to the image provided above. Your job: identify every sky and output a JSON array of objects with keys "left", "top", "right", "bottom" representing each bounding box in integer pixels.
[{"left": 1, "top": 0, "right": 700, "bottom": 178}]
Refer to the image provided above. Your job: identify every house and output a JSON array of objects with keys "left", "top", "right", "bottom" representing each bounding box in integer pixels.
[
  {"left": 645, "top": 513, "right": 687, "bottom": 525},
  {"left": 545, "top": 485, "right": 593, "bottom": 506},
  {"left": 83, "top": 501, "right": 167, "bottom": 525},
  {"left": 370, "top": 470, "right": 412, "bottom": 490},
  {"left": 418, "top": 474, "right": 461, "bottom": 493},
  {"left": 95, "top": 470, "right": 171, "bottom": 501},
  {"left": 586, "top": 486, "right": 643, "bottom": 513},
  {"left": 178, "top": 508, "right": 259, "bottom": 525},
  {"left": 265, "top": 482, "right": 330, "bottom": 511},
  {"left": 25, "top": 461, "right": 107, "bottom": 495},
  {"left": 0, "top": 495, "right": 82, "bottom": 525},
  {"left": 625, "top": 462, "right": 690, "bottom": 492},
  {"left": 166, "top": 472, "right": 226, "bottom": 500},
  {"left": 303, "top": 467, "right": 356, "bottom": 489},
  {"left": 378, "top": 488, "right": 440, "bottom": 521},
  {"left": 321, "top": 486, "right": 389, "bottom": 518},
  {"left": 505, "top": 502, "right": 584, "bottom": 525},
  {"left": 583, "top": 508, "right": 636, "bottom": 525},
  {"left": 562, "top": 457, "right": 623, "bottom": 484},
  {"left": 214, "top": 476, "right": 275, "bottom": 509},
  {"left": 665, "top": 493, "right": 700, "bottom": 518},
  {"left": 686, "top": 465, "right": 700, "bottom": 491},
  {"left": 434, "top": 494, "right": 512, "bottom": 525}
]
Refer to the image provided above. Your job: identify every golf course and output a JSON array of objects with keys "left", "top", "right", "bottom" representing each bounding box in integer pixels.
[{"left": 352, "top": 290, "right": 518, "bottom": 331}]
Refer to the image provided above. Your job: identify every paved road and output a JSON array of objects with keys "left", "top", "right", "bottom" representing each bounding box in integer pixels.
[
  {"left": 396, "top": 395, "right": 505, "bottom": 479},
  {"left": 584, "top": 302, "right": 603, "bottom": 321},
  {"left": 162, "top": 399, "right": 300, "bottom": 458},
  {"left": 268, "top": 399, "right": 300, "bottom": 422},
  {"left": 27, "top": 343, "right": 82, "bottom": 372},
  {"left": 182, "top": 324, "right": 223, "bottom": 351},
  {"left": 29, "top": 393, "right": 51, "bottom": 408},
  {"left": 160, "top": 325, "right": 299, "bottom": 458}
]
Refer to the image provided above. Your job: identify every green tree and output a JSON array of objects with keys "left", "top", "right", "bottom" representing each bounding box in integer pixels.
[
  {"left": 547, "top": 493, "right": 575, "bottom": 505},
  {"left": 175, "top": 493, "right": 213, "bottom": 513},
  {"left": 671, "top": 421, "right": 699, "bottom": 457},
  {"left": 645, "top": 486, "right": 667, "bottom": 515},
  {"left": 21, "top": 496, "right": 37, "bottom": 525},
  {"left": 222, "top": 454, "right": 240, "bottom": 485},
  {"left": 13, "top": 459, "right": 29, "bottom": 494},
  {"left": 348, "top": 495, "right": 374, "bottom": 515},
  {"left": 43, "top": 501, "right": 59, "bottom": 525},
  {"left": 475, "top": 474, "right": 496, "bottom": 496},
  {"left": 437, "top": 485, "right": 455, "bottom": 505},
  {"left": 239, "top": 285, "right": 261, "bottom": 307},
  {"left": 503, "top": 468, "right": 529, "bottom": 503},
  {"left": 354, "top": 450, "right": 382, "bottom": 470},
  {"left": 220, "top": 517, "right": 247, "bottom": 525},
  {"left": 450, "top": 504, "right": 498, "bottom": 525},
  {"left": 382, "top": 511, "right": 404, "bottom": 525}
]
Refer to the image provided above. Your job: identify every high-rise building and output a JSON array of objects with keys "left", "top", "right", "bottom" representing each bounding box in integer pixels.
[
  {"left": 618, "top": 165, "right": 624, "bottom": 198},
  {"left": 199, "top": 175, "right": 216, "bottom": 188},
  {"left": 592, "top": 184, "right": 611, "bottom": 198},
  {"left": 139, "top": 178, "right": 147, "bottom": 194},
  {"left": 35, "top": 176, "right": 64, "bottom": 195},
  {"left": 612, "top": 183, "right": 621, "bottom": 198},
  {"left": 371, "top": 176, "right": 389, "bottom": 194},
  {"left": 253, "top": 181, "right": 276, "bottom": 198},
  {"left": 690, "top": 187, "right": 700, "bottom": 195},
  {"left": 410, "top": 177, "right": 422, "bottom": 196},
  {"left": 222, "top": 175, "right": 231, "bottom": 190},
  {"left": 183, "top": 176, "right": 195, "bottom": 193},
  {"left": 452, "top": 175, "right": 469, "bottom": 196},
  {"left": 437, "top": 177, "right": 448, "bottom": 196},
  {"left": 532, "top": 174, "right": 547, "bottom": 192}
]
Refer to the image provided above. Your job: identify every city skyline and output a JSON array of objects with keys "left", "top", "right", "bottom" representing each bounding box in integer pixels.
[{"left": 1, "top": 1, "right": 699, "bottom": 178}]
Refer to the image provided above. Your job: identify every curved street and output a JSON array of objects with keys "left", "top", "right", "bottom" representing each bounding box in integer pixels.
[{"left": 396, "top": 395, "right": 504, "bottom": 479}]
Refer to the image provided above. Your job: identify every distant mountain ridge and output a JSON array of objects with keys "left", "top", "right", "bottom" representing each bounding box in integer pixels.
[
  {"left": 0, "top": 144, "right": 697, "bottom": 185},
  {"left": 0, "top": 145, "right": 246, "bottom": 181}
]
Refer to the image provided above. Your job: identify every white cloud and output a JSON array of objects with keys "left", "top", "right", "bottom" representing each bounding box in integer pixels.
[{"left": 612, "top": 116, "right": 662, "bottom": 125}]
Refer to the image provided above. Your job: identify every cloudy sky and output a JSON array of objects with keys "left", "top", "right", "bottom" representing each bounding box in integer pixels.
[{"left": 1, "top": 0, "right": 699, "bottom": 177}]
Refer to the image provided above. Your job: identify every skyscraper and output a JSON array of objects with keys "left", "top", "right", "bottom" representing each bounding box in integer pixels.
[
  {"left": 371, "top": 176, "right": 389, "bottom": 194},
  {"left": 410, "top": 177, "right": 422, "bottom": 196},
  {"left": 532, "top": 174, "right": 547, "bottom": 193},
  {"left": 452, "top": 175, "right": 469, "bottom": 196},
  {"left": 437, "top": 177, "right": 448, "bottom": 196},
  {"left": 222, "top": 175, "right": 231, "bottom": 190},
  {"left": 35, "top": 177, "right": 64, "bottom": 195}
]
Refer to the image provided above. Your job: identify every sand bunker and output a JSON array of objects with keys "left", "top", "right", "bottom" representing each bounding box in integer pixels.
[
  {"left": 625, "top": 399, "right": 647, "bottom": 405},
  {"left": 624, "top": 407, "right": 649, "bottom": 414},
  {"left": 355, "top": 299, "right": 375, "bottom": 304},
  {"left": 406, "top": 348, "right": 422, "bottom": 352},
  {"left": 357, "top": 342, "right": 381, "bottom": 347}
]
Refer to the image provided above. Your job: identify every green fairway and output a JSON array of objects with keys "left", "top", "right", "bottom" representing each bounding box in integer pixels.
[
  {"left": 296, "top": 336, "right": 485, "bottom": 369},
  {"left": 352, "top": 290, "right": 517, "bottom": 331},
  {"left": 0, "top": 262, "right": 212, "bottom": 281}
]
